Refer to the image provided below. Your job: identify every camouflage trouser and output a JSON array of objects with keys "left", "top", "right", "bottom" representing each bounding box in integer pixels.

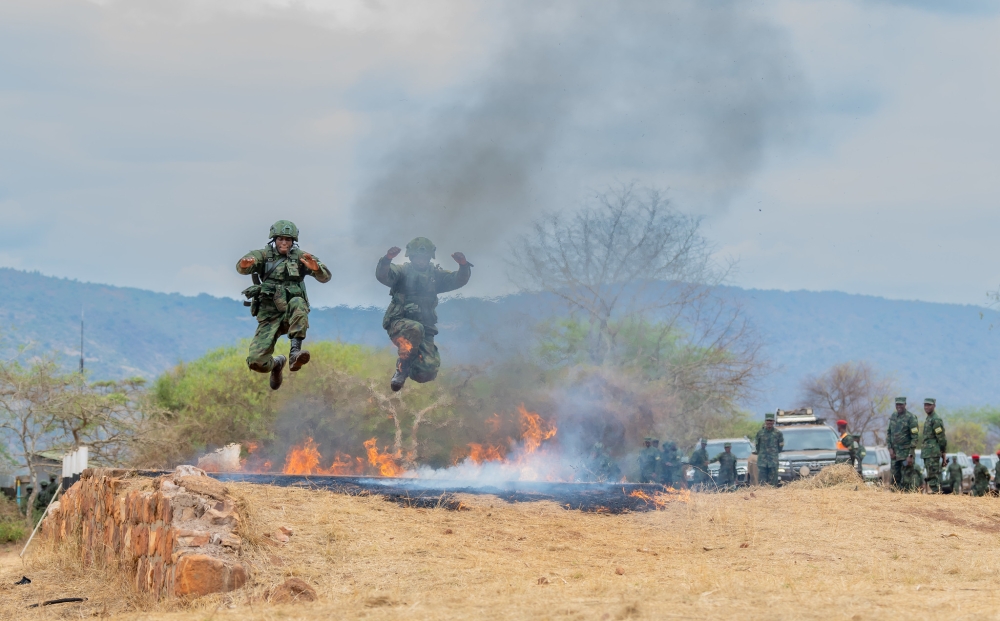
[
  {"left": 972, "top": 484, "right": 989, "bottom": 497},
  {"left": 923, "top": 456, "right": 942, "bottom": 493},
  {"left": 758, "top": 465, "right": 779, "bottom": 486},
  {"left": 949, "top": 478, "right": 963, "bottom": 494},
  {"left": 891, "top": 459, "right": 916, "bottom": 491},
  {"left": 246, "top": 297, "right": 309, "bottom": 373},
  {"left": 387, "top": 319, "right": 441, "bottom": 383}
]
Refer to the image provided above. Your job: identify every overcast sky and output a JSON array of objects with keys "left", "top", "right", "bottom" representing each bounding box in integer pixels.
[{"left": 0, "top": 0, "right": 997, "bottom": 308}]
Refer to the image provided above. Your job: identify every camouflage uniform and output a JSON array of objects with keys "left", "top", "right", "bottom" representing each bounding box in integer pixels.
[
  {"left": 946, "top": 459, "right": 964, "bottom": 494},
  {"left": 376, "top": 238, "right": 471, "bottom": 385},
  {"left": 638, "top": 439, "right": 661, "bottom": 483},
  {"left": 886, "top": 398, "right": 919, "bottom": 491},
  {"left": 972, "top": 460, "right": 990, "bottom": 497},
  {"left": 688, "top": 442, "right": 710, "bottom": 487},
  {"left": 711, "top": 444, "right": 738, "bottom": 488},
  {"left": 237, "top": 222, "right": 331, "bottom": 374},
  {"left": 588, "top": 443, "right": 621, "bottom": 482},
  {"left": 659, "top": 442, "right": 682, "bottom": 488},
  {"left": 918, "top": 399, "right": 947, "bottom": 493},
  {"left": 755, "top": 415, "right": 785, "bottom": 486}
]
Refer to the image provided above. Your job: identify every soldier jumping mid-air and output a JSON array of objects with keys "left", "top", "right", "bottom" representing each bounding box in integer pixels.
[
  {"left": 237, "top": 220, "right": 331, "bottom": 390},
  {"left": 376, "top": 238, "right": 471, "bottom": 391}
]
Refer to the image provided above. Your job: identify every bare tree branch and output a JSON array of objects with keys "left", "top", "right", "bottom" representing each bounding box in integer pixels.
[{"left": 799, "top": 361, "right": 895, "bottom": 444}]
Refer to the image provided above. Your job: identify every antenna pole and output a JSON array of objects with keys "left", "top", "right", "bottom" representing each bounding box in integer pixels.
[{"left": 79, "top": 308, "right": 84, "bottom": 374}]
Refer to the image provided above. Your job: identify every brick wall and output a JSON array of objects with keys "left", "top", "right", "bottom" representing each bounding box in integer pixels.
[{"left": 42, "top": 467, "right": 249, "bottom": 599}]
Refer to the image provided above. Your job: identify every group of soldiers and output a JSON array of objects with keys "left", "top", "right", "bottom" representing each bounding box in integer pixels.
[
  {"left": 887, "top": 397, "right": 993, "bottom": 496},
  {"left": 619, "top": 411, "right": 786, "bottom": 490},
  {"left": 237, "top": 222, "right": 470, "bottom": 391},
  {"left": 614, "top": 398, "right": 999, "bottom": 494},
  {"left": 634, "top": 438, "right": 689, "bottom": 487}
]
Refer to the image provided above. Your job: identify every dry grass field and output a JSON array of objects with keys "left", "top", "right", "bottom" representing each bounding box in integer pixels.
[{"left": 3, "top": 467, "right": 1000, "bottom": 620}]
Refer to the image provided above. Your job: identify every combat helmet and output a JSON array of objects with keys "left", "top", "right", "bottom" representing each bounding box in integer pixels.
[
  {"left": 269, "top": 220, "right": 299, "bottom": 241},
  {"left": 405, "top": 237, "right": 436, "bottom": 259}
]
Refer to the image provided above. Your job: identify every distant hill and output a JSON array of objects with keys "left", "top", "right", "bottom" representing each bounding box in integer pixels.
[{"left": 1, "top": 268, "right": 997, "bottom": 409}]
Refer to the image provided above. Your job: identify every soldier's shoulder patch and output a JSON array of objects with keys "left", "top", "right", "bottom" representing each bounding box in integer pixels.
[
  {"left": 910, "top": 428, "right": 918, "bottom": 433},
  {"left": 935, "top": 427, "right": 943, "bottom": 434}
]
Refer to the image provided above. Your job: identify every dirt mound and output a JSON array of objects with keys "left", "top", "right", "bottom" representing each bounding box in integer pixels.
[{"left": 785, "top": 463, "right": 862, "bottom": 489}]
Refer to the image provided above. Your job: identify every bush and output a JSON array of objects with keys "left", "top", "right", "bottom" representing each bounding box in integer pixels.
[
  {"left": 0, "top": 521, "right": 25, "bottom": 543},
  {"left": 0, "top": 495, "right": 25, "bottom": 542}
]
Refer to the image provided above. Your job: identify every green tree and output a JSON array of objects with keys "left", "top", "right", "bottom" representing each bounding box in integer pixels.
[{"left": 948, "top": 421, "right": 987, "bottom": 455}]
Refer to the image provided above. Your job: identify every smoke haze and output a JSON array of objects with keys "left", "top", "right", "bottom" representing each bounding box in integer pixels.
[{"left": 353, "top": 0, "right": 807, "bottom": 255}]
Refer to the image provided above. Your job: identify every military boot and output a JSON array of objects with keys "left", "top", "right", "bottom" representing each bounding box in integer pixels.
[
  {"left": 390, "top": 356, "right": 413, "bottom": 392},
  {"left": 269, "top": 355, "right": 287, "bottom": 390},
  {"left": 289, "top": 337, "right": 310, "bottom": 372}
]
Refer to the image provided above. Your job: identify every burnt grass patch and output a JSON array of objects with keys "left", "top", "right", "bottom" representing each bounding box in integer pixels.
[{"left": 208, "top": 473, "right": 679, "bottom": 513}]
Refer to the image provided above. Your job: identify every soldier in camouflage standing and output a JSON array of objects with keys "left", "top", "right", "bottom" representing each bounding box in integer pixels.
[
  {"left": 756, "top": 413, "right": 784, "bottom": 486},
  {"left": 588, "top": 442, "right": 621, "bottom": 482},
  {"left": 659, "top": 441, "right": 682, "bottom": 488},
  {"left": 919, "top": 398, "right": 948, "bottom": 493},
  {"left": 945, "top": 455, "right": 964, "bottom": 494},
  {"left": 638, "top": 437, "right": 661, "bottom": 483},
  {"left": 710, "top": 442, "right": 738, "bottom": 490},
  {"left": 971, "top": 454, "right": 990, "bottom": 496},
  {"left": 886, "top": 397, "right": 919, "bottom": 491},
  {"left": 237, "top": 220, "right": 331, "bottom": 390},
  {"left": 376, "top": 238, "right": 471, "bottom": 391},
  {"left": 688, "top": 439, "right": 710, "bottom": 489}
]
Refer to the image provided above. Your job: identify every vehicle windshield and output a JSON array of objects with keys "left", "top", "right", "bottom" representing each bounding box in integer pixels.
[
  {"left": 780, "top": 427, "right": 839, "bottom": 451},
  {"left": 706, "top": 441, "right": 752, "bottom": 459},
  {"left": 863, "top": 452, "right": 879, "bottom": 464}
]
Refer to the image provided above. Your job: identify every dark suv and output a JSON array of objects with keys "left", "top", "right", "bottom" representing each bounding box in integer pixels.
[{"left": 773, "top": 409, "right": 852, "bottom": 483}]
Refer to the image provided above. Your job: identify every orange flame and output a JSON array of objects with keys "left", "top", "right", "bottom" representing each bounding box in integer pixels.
[
  {"left": 266, "top": 405, "right": 558, "bottom": 479},
  {"left": 467, "top": 443, "right": 506, "bottom": 464},
  {"left": 283, "top": 437, "right": 323, "bottom": 475},
  {"left": 518, "top": 404, "right": 557, "bottom": 454},
  {"left": 279, "top": 438, "right": 369, "bottom": 476},
  {"left": 364, "top": 438, "right": 404, "bottom": 477},
  {"left": 628, "top": 487, "right": 691, "bottom": 508},
  {"left": 393, "top": 337, "right": 414, "bottom": 358},
  {"left": 329, "top": 453, "right": 366, "bottom": 475}
]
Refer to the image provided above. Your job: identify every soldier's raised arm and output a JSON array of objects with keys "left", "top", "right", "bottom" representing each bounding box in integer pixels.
[
  {"left": 237, "top": 250, "right": 265, "bottom": 275},
  {"left": 435, "top": 252, "right": 472, "bottom": 293},
  {"left": 376, "top": 246, "right": 403, "bottom": 288},
  {"left": 299, "top": 252, "right": 331, "bottom": 283}
]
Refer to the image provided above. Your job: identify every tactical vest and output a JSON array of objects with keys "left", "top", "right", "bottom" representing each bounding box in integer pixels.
[
  {"left": 382, "top": 263, "right": 442, "bottom": 332},
  {"left": 254, "top": 247, "right": 309, "bottom": 311}
]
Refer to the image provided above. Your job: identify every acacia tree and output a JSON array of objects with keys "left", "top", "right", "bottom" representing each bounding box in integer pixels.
[
  {"left": 0, "top": 357, "right": 160, "bottom": 526},
  {"left": 509, "top": 183, "right": 764, "bottom": 440},
  {"left": 0, "top": 359, "right": 75, "bottom": 527},
  {"left": 799, "top": 361, "right": 894, "bottom": 443},
  {"left": 58, "top": 376, "right": 165, "bottom": 467}
]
